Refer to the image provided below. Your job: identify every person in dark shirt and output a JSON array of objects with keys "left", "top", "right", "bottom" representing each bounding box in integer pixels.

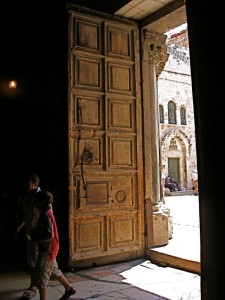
[
  {"left": 165, "top": 175, "right": 176, "bottom": 192},
  {"left": 16, "top": 173, "right": 41, "bottom": 299},
  {"left": 170, "top": 177, "right": 182, "bottom": 191}
]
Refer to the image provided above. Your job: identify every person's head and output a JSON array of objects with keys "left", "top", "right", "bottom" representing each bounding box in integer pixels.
[
  {"left": 24, "top": 173, "right": 40, "bottom": 192},
  {"left": 35, "top": 190, "right": 53, "bottom": 212},
  {"left": 170, "top": 177, "right": 175, "bottom": 182}
]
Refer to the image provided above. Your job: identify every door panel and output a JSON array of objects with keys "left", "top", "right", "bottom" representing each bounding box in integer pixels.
[
  {"left": 168, "top": 158, "right": 180, "bottom": 182},
  {"left": 68, "top": 9, "right": 144, "bottom": 267}
]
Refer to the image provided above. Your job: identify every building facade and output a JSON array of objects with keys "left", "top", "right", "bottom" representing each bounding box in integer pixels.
[{"left": 158, "top": 30, "right": 197, "bottom": 190}]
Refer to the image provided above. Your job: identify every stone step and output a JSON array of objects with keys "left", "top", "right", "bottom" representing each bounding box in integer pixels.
[{"left": 170, "top": 190, "right": 195, "bottom": 196}]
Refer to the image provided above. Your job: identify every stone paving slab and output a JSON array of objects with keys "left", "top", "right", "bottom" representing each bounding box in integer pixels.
[{"left": 0, "top": 258, "right": 200, "bottom": 300}]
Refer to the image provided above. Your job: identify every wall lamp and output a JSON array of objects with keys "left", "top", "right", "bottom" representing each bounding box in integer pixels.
[{"left": 8, "top": 80, "right": 17, "bottom": 89}]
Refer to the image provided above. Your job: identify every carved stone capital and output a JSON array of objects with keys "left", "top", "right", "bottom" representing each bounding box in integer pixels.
[{"left": 144, "top": 29, "right": 169, "bottom": 77}]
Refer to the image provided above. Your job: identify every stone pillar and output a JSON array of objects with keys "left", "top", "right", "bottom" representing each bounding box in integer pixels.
[
  {"left": 143, "top": 29, "right": 169, "bottom": 208},
  {"left": 142, "top": 29, "right": 172, "bottom": 247}
]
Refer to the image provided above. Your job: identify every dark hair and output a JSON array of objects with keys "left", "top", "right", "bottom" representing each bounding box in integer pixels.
[
  {"left": 25, "top": 173, "right": 40, "bottom": 186},
  {"left": 35, "top": 190, "right": 53, "bottom": 211}
]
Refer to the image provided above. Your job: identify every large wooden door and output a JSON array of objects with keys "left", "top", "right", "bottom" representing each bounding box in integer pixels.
[{"left": 68, "top": 7, "right": 144, "bottom": 268}]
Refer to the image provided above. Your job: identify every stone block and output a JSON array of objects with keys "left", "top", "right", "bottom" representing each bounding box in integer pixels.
[
  {"left": 164, "top": 188, "right": 171, "bottom": 196},
  {"left": 153, "top": 212, "right": 168, "bottom": 247}
]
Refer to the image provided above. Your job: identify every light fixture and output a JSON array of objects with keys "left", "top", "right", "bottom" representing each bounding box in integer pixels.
[{"left": 8, "top": 80, "right": 17, "bottom": 89}]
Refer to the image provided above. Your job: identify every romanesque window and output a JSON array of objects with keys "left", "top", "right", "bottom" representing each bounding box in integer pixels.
[
  {"left": 180, "top": 107, "right": 187, "bottom": 125},
  {"left": 159, "top": 105, "right": 164, "bottom": 123},
  {"left": 168, "top": 101, "right": 177, "bottom": 124}
]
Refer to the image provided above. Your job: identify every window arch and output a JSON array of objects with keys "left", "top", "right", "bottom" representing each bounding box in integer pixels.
[
  {"left": 159, "top": 105, "right": 164, "bottom": 123},
  {"left": 180, "top": 107, "right": 187, "bottom": 125},
  {"left": 168, "top": 101, "right": 177, "bottom": 124}
]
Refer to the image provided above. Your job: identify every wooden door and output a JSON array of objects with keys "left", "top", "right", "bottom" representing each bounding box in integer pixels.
[
  {"left": 168, "top": 158, "right": 180, "bottom": 183},
  {"left": 68, "top": 8, "right": 144, "bottom": 268}
]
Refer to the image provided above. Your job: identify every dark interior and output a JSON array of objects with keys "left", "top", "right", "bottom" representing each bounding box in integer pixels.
[{"left": 0, "top": 1, "right": 224, "bottom": 299}]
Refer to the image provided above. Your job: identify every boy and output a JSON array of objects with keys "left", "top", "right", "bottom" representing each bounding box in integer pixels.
[{"left": 27, "top": 190, "right": 76, "bottom": 300}]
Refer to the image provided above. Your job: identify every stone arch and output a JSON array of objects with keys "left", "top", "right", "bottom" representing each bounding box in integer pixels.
[{"left": 161, "top": 128, "right": 191, "bottom": 188}]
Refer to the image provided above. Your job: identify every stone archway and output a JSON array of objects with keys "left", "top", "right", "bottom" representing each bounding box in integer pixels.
[{"left": 161, "top": 128, "right": 191, "bottom": 188}]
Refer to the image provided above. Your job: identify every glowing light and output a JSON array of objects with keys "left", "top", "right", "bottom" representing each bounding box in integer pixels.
[{"left": 8, "top": 80, "right": 17, "bottom": 89}]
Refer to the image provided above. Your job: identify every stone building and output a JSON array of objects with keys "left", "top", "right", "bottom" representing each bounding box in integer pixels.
[{"left": 158, "top": 28, "right": 197, "bottom": 190}]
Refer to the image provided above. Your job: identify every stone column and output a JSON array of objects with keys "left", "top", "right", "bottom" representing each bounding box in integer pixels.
[
  {"left": 143, "top": 29, "right": 169, "bottom": 207},
  {"left": 142, "top": 29, "right": 171, "bottom": 247}
]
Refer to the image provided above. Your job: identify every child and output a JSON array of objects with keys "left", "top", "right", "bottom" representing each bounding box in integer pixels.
[{"left": 27, "top": 190, "right": 76, "bottom": 300}]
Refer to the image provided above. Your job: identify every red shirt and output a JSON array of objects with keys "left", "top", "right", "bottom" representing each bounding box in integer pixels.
[
  {"left": 30, "top": 208, "right": 60, "bottom": 261},
  {"left": 47, "top": 209, "right": 59, "bottom": 260}
]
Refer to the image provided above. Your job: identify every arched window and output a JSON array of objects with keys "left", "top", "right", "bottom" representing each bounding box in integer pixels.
[
  {"left": 180, "top": 107, "right": 187, "bottom": 125},
  {"left": 159, "top": 105, "right": 164, "bottom": 123},
  {"left": 168, "top": 101, "right": 177, "bottom": 124}
]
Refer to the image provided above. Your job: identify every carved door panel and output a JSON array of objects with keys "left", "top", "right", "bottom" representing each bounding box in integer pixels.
[{"left": 68, "top": 8, "right": 144, "bottom": 268}]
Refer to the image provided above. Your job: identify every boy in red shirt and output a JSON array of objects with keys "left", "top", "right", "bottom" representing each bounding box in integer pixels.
[{"left": 27, "top": 190, "right": 76, "bottom": 300}]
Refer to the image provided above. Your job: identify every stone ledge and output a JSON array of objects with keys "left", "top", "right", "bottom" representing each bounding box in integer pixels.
[
  {"left": 168, "top": 190, "right": 195, "bottom": 196},
  {"left": 146, "top": 249, "right": 200, "bottom": 275}
]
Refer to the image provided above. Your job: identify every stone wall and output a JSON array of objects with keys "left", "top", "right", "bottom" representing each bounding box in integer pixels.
[{"left": 158, "top": 46, "right": 197, "bottom": 189}]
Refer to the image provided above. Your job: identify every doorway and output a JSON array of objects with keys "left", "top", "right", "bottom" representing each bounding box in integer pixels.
[{"left": 168, "top": 158, "right": 180, "bottom": 183}]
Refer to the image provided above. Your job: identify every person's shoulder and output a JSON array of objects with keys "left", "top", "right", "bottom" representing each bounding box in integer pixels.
[
  {"left": 40, "top": 210, "right": 54, "bottom": 225},
  {"left": 47, "top": 209, "right": 55, "bottom": 221}
]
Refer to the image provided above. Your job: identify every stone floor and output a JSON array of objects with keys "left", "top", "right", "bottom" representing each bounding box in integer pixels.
[
  {"left": 153, "top": 194, "right": 200, "bottom": 262},
  {"left": 0, "top": 195, "right": 201, "bottom": 300},
  {"left": 0, "top": 258, "right": 201, "bottom": 300}
]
